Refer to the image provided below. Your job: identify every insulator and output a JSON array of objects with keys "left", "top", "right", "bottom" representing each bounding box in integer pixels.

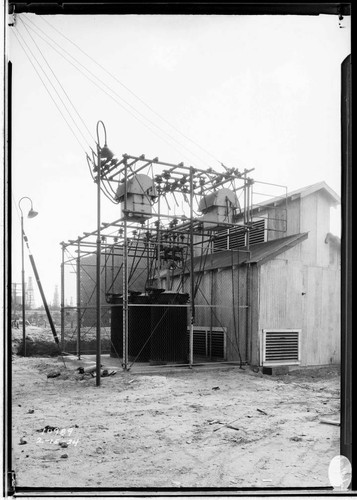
[{"left": 180, "top": 176, "right": 187, "bottom": 184}]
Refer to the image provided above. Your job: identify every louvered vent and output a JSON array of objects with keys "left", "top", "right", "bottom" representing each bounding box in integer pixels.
[
  {"left": 213, "top": 229, "right": 230, "bottom": 252},
  {"left": 187, "top": 326, "right": 227, "bottom": 360},
  {"left": 261, "top": 329, "right": 301, "bottom": 366},
  {"left": 213, "top": 219, "right": 265, "bottom": 253},
  {"left": 228, "top": 226, "right": 246, "bottom": 249},
  {"left": 248, "top": 219, "right": 265, "bottom": 245}
]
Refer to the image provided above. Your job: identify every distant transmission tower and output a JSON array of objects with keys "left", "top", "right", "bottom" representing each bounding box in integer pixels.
[
  {"left": 12, "top": 282, "right": 21, "bottom": 316},
  {"left": 53, "top": 285, "right": 60, "bottom": 309},
  {"left": 26, "top": 276, "right": 35, "bottom": 309}
]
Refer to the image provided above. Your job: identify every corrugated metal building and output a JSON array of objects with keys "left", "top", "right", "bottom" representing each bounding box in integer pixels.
[{"left": 167, "top": 181, "right": 340, "bottom": 367}]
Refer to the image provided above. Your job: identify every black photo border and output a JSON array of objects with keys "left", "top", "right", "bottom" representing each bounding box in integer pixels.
[{"left": 3, "top": 1, "right": 353, "bottom": 497}]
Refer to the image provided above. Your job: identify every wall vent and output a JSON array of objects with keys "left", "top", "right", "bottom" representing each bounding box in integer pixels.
[
  {"left": 248, "top": 219, "right": 265, "bottom": 245},
  {"left": 261, "top": 329, "right": 301, "bottom": 366},
  {"left": 213, "top": 219, "right": 265, "bottom": 253},
  {"left": 187, "top": 326, "right": 227, "bottom": 360}
]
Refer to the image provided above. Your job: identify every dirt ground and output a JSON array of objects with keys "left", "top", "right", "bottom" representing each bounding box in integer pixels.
[{"left": 10, "top": 328, "right": 341, "bottom": 490}]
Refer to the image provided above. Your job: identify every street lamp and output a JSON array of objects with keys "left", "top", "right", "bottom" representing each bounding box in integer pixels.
[{"left": 18, "top": 197, "right": 38, "bottom": 356}]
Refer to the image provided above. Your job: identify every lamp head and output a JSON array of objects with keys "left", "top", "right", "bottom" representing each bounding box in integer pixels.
[
  {"left": 27, "top": 209, "right": 38, "bottom": 219},
  {"left": 100, "top": 144, "right": 115, "bottom": 161}
]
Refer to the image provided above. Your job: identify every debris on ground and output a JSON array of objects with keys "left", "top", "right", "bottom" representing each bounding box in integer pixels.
[
  {"left": 19, "top": 437, "right": 27, "bottom": 445},
  {"left": 213, "top": 418, "right": 241, "bottom": 432},
  {"left": 77, "top": 365, "right": 102, "bottom": 374},
  {"left": 101, "top": 369, "right": 116, "bottom": 377},
  {"left": 256, "top": 408, "right": 268, "bottom": 415},
  {"left": 320, "top": 418, "right": 340, "bottom": 426},
  {"left": 47, "top": 371, "right": 61, "bottom": 379},
  {"left": 76, "top": 365, "right": 115, "bottom": 378}
]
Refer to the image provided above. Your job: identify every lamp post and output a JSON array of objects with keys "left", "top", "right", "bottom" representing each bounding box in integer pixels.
[
  {"left": 18, "top": 197, "right": 38, "bottom": 356},
  {"left": 95, "top": 121, "right": 114, "bottom": 386}
]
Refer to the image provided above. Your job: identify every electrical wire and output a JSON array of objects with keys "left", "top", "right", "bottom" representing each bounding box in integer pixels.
[
  {"left": 37, "top": 14, "right": 226, "bottom": 167},
  {"left": 18, "top": 16, "right": 95, "bottom": 148},
  {"left": 196, "top": 286, "right": 243, "bottom": 360},
  {"left": 14, "top": 23, "right": 91, "bottom": 151},
  {"left": 230, "top": 250, "right": 243, "bottom": 367},
  {"left": 12, "top": 29, "right": 88, "bottom": 154},
  {"left": 19, "top": 15, "right": 219, "bottom": 170}
]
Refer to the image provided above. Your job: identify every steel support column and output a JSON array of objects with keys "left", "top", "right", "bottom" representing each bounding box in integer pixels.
[
  {"left": 96, "top": 134, "right": 102, "bottom": 387},
  {"left": 189, "top": 166, "right": 195, "bottom": 368},
  {"left": 60, "top": 243, "right": 65, "bottom": 351},
  {"left": 76, "top": 239, "right": 81, "bottom": 360},
  {"left": 122, "top": 158, "right": 129, "bottom": 370}
]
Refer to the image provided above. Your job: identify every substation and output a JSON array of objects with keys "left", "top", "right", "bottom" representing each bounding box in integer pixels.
[{"left": 60, "top": 125, "right": 288, "bottom": 373}]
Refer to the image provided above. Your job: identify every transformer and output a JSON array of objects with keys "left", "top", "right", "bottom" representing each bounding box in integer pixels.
[
  {"left": 198, "top": 187, "right": 239, "bottom": 228},
  {"left": 116, "top": 174, "right": 157, "bottom": 222}
]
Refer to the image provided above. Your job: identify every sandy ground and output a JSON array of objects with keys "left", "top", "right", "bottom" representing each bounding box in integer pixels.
[{"left": 10, "top": 335, "right": 341, "bottom": 490}]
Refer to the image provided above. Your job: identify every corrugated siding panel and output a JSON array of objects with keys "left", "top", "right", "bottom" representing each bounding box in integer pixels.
[
  {"left": 259, "top": 259, "right": 340, "bottom": 367},
  {"left": 316, "top": 196, "right": 332, "bottom": 267},
  {"left": 259, "top": 260, "right": 289, "bottom": 328},
  {"left": 303, "top": 266, "right": 340, "bottom": 365},
  {"left": 285, "top": 198, "right": 301, "bottom": 237},
  {"left": 300, "top": 195, "right": 318, "bottom": 265}
]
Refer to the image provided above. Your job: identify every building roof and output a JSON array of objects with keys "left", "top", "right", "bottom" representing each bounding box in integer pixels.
[
  {"left": 244, "top": 232, "right": 309, "bottom": 265},
  {"left": 250, "top": 181, "right": 341, "bottom": 213},
  {"left": 177, "top": 232, "right": 308, "bottom": 274}
]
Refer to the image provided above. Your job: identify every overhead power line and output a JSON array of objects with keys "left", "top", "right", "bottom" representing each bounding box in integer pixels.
[
  {"left": 19, "top": 16, "right": 212, "bottom": 169},
  {"left": 19, "top": 14, "right": 225, "bottom": 170},
  {"left": 18, "top": 16, "right": 95, "bottom": 147},
  {"left": 38, "top": 15, "right": 225, "bottom": 166},
  {"left": 12, "top": 29, "right": 88, "bottom": 153}
]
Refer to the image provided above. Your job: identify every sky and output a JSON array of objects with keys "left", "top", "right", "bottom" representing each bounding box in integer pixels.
[{"left": 7, "top": 13, "right": 351, "bottom": 308}]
